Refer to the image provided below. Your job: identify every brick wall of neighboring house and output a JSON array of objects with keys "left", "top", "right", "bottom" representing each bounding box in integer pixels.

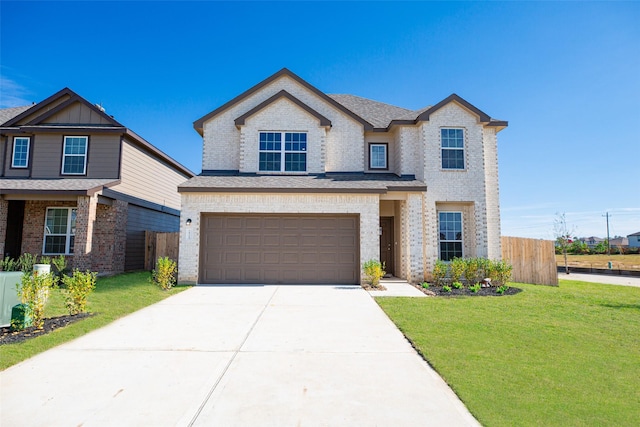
[
  {"left": 73, "top": 196, "right": 98, "bottom": 272},
  {"left": 0, "top": 198, "right": 7, "bottom": 257},
  {"left": 20, "top": 198, "right": 129, "bottom": 274},
  {"left": 92, "top": 199, "right": 128, "bottom": 275},
  {"left": 178, "top": 192, "right": 381, "bottom": 284}
]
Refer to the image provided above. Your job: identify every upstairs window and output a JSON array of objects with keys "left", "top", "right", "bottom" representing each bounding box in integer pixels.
[
  {"left": 62, "top": 136, "right": 88, "bottom": 175},
  {"left": 259, "top": 132, "right": 307, "bottom": 172},
  {"left": 12, "top": 137, "right": 30, "bottom": 168},
  {"left": 43, "top": 207, "right": 77, "bottom": 255},
  {"left": 369, "top": 143, "right": 388, "bottom": 169},
  {"left": 439, "top": 212, "right": 463, "bottom": 261},
  {"left": 441, "top": 128, "right": 464, "bottom": 169}
]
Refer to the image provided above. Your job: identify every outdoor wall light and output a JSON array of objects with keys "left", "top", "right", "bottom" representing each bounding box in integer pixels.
[{"left": 186, "top": 219, "right": 192, "bottom": 226}]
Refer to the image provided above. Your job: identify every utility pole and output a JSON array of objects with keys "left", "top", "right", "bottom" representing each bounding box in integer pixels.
[{"left": 603, "top": 212, "right": 611, "bottom": 255}]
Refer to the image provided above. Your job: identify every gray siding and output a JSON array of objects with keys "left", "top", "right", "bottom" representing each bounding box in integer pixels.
[
  {"left": 44, "top": 103, "right": 112, "bottom": 125},
  {"left": 125, "top": 204, "right": 180, "bottom": 270},
  {"left": 2, "top": 136, "right": 30, "bottom": 177},
  {"left": 30, "top": 133, "right": 120, "bottom": 179}
]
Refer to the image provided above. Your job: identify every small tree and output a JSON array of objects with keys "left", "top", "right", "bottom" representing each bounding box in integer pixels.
[
  {"left": 554, "top": 212, "right": 576, "bottom": 274},
  {"left": 363, "top": 259, "right": 385, "bottom": 288},
  {"left": 61, "top": 270, "right": 97, "bottom": 315},
  {"left": 432, "top": 259, "right": 448, "bottom": 286},
  {"left": 151, "top": 257, "right": 178, "bottom": 290},
  {"left": 17, "top": 272, "right": 55, "bottom": 329}
]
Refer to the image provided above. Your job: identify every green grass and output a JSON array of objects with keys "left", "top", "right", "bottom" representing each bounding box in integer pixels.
[
  {"left": 376, "top": 280, "right": 640, "bottom": 427},
  {"left": 1, "top": 271, "right": 188, "bottom": 370}
]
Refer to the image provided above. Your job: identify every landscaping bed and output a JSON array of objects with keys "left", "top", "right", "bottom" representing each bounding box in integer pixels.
[
  {"left": 0, "top": 313, "right": 93, "bottom": 346},
  {"left": 413, "top": 284, "right": 522, "bottom": 296}
]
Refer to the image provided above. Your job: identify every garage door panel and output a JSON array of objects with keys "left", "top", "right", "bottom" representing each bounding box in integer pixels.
[{"left": 200, "top": 214, "right": 358, "bottom": 284}]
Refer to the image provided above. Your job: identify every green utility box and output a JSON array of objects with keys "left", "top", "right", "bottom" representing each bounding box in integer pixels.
[
  {"left": 1, "top": 272, "right": 23, "bottom": 327},
  {"left": 11, "top": 304, "right": 32, "bottom": 330}
]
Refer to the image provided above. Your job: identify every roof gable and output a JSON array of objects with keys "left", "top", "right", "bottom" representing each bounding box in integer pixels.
[
  {"left": 194, "top": 68, "right": 373, "bottom": 135},
  {"left": 414, "top": 94, "right": 508, "bottom": 128},
  {"left": 3, "top": 87, "right": 123, "bottom": 128},
  {"left": 234, "top": 90, "right": 331, "bottom": 128}
]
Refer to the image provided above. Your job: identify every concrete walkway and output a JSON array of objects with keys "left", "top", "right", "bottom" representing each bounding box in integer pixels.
[
  {"left": 1, "top": 284, "right": 478, "bottom": 427},
  {"left": 559, "top": 272, "right": 640, "bottom": 288}
]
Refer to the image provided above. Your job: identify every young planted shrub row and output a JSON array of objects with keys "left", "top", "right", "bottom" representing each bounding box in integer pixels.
[{"left": 431, "top": 257, "right": 513, "bottom": 294}]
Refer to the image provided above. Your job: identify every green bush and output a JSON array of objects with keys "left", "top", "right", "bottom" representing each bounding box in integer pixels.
[
  {"left": 487, "top": 260, "right": 513, "bottom": 287},
  {"left": 18, "top": 253, "right": 38, "bottom": 274},
  {"left": 151, "top": 257, "right": 178, "bottom": 290},
  {"left": 442, "top": 285, "right": 452, "bottom": 293},
  {"left": 451, "top": 281, "right": 463, "bottom": 289},
  {"left": 463, "top": 257, "right": 480, "bottom": 286},
  {"left": 16, "top": 272, "right": 55, "bottom": 329},
  {"left": 496, "top": 284, "right": 509, "bottom": 295},
  {"left": 469, "top": 283, "right": 481, "bottom": 293},
  {"left": 432, "top": 259, "right": 448, "bottom": 286},
  {"left": 421, "top": 282, "right": 430, "bottom": 289},
  {"left": 363, "top": 259, "right": 385, "bottom": 288},
  {"left": 449, "top": 257, "right": 466, "bottom": 285},
  {"left": 0, "top": 256, "right": 18, "bottom": 272},
  {"left": 51, "top": 255, "right": 69, "bottom": 280},
  {"left": 61, "top": 270, "right": 97, "bottom": 315}
]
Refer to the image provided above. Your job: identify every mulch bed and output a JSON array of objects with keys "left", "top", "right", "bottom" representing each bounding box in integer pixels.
[
  {"left": 0, "top": 313, "right": 93, "bottom": 346},
  {"left": 413, "top": 284, "right": 523, "bottom": 297}
]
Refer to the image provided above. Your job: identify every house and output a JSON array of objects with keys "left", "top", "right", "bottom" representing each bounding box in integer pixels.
[
  {"left": 178, "top": 68, "right": 507, "bottom": 285},
  {"left": 580, "top": 236, "right": 605, "bottom": 249},
  {"left": 628, "top": 232, "right": 640, "bottom": 248},
  {"left": 609, "top": 237, "right": 629, "bottom": 249},
  {"left": 0, "top": 88, "right": 194, "bottom": 274}
]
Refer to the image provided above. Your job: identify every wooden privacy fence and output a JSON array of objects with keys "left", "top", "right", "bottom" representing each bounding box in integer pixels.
[
  {"left": 501, "top": 236, "right": 558, "bottom": 286},
  {"left": 145, "top": 231, "right": 179, "bottom": 270}
]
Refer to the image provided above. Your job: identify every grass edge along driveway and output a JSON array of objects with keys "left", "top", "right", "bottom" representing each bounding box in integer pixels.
[
  {"left": 1, "top": 271, "right": 188, "bottom": 370},
  {"left": 376, "top": 280, "right": 640, "bottom": 427}
]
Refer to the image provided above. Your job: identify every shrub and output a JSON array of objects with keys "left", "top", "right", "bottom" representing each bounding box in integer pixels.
[
  {"left": 61, "top": 270, "right": 97, "bottom": 315},
  {"left": 151, "top": 257, "right": 178, "bottom": 290},
  {"left": 18, "top": 253, "right": 38, "bottom": 274},
  {"left": 463, "top": 257, "right": 480, "bottom": 286},
  {"left": 363, "top": 259, "right": 385, "bottom": 288},
  {"left": 38, "top": 256, "right": 51, "bottom": 265},
  {"left": 442, "top": 285, "right": 452, "bottom": 293},
  {"left": 469, "top": 283, "right": 481, "bottom": 293},
  {"left": 449, "top": 257, "right": 466, "bottom": 285},
  {"left": 452, "top": 281, "right": 463, "bottom": 289},
  {"left": 421, "top": 282, "right": 430, "bottom": 289},
  {"left": 0, "top": 256, "right": 18, "bottom": 272},
  {"left": 488, "top": 260, "right": 513, "bottom": 287},
  {"left": 16, "top": 272, "right": 55, "bottom": 329},
  {"left": 432, "top": 259, "right": 448, "bottom": 286},
  {"left": 496, "top": 285, "right": 509, "bottom": 295},
  {"left": 51, "top": 255, "right": 69, "bottom": 280}
]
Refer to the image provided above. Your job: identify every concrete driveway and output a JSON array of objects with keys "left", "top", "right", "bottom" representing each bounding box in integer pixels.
[{"left": 1, "top": 284, "right": 479, "bottom": 427}]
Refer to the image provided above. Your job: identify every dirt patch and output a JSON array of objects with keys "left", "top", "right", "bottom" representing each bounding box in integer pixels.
[{"left": 0, "top": 313, "right": 94, "bottom": 346}]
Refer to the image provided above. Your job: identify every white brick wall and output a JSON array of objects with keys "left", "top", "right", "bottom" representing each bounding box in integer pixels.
[
  {"left": 178, "top": 192, "right": 379, "bottom": 284},
  {"left": 202, "top": 75, "right": 364, "bottom": 173}
]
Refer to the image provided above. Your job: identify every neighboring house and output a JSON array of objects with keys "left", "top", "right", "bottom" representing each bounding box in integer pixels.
[
  {"left": 0, "top": 88, "right": 194, "bottom": 274},
  {"left": 178, "top": 68, "right": 507, "bottom": 285},
  {"left": 609, "top": 237, "right": 629, "bottom": 249},
  {"left": 628, "top": 232, "right": 640, "bottom": 248},
  {"left": 580, "top": 236, "right": 605, "bottom": 249}
]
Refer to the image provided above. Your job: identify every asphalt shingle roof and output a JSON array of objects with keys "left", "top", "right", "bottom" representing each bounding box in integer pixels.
[
  {"left": 179, "top": 174, "right": 426, "bottom": 193},
  {"left": 0, "top": 105, "right": 33, "bottom": 125},
  {"left": 327, "top": 94, "right": 421, "bottom": 128},
  {"left": 0, "top": 178, "right": 119, "bottom": 194}
]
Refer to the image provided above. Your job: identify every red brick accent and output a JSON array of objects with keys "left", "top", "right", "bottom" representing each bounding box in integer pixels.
[
  {"left": 73, "top": 196, "right": 97, "bottom": 271},
  {"left": 22, "top": 200, "right": 76, "bottom": 256},
  {"left": 91, "top": 200, "right": 127, "bottom": 274}
]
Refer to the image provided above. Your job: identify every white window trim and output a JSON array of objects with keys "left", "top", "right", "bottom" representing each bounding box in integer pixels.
[
  {"left": 43, "top": 207, "right": 77, "bottom": 255},
  {"left": 369, "top": 143, "right": 388, "bottom": 169},
  {"left": 441, "top": 128, "right": 465, "bottom": 170},
  {"left": 61, "top": 136, "right": 88, "bottom": 175},
  {"left": 438, "top": 211, "right": 464, "bottom": 260},
  {"left": 258, "top": 131, "right": 307, "bottom": 172},
  {"left": 11, "top": 136, "right": 30, "bottom": 168}
]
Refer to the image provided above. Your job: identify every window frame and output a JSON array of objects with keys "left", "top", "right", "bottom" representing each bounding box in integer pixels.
[
  {"left": 258, "top": 131, "right": 307, "bottom": 172},
  {"left": 61, "top": 136, "right": 88, "bottom": 175},
  {"left": 369, "top": 143, "right": 388, "bottom": 170},
  {"left": 441, "top": 128, "right": 465, "bottom": 170},
  {"left": 11, "top": 136, "right": 30, "bottom": 168},
  {"left": 43, "top": 207, "right": 77, "bottom": 255},
  {"left": 438, "top": 211, "right": 463, "bottom": 261}
]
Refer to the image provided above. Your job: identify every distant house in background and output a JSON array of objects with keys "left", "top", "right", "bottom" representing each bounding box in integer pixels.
[
  {"left": 609, "top": 237, "right": 629, "bottom": 250},
  {"left": 0, "top": 88, "right": 194, "bottom": 274},
  {"left": 580, "top": 236, "right": 605, "bottom": 249},
  {"left": 628, "top": 232, "right": 640, "bottom": 248}
]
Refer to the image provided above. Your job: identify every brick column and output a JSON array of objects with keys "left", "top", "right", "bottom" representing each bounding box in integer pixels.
[
  {"left": 73, "top": 195, "right": 98, "bottom": 271},
  {"left": 0, "top": 198, "right": 8, "bottom": 257}
]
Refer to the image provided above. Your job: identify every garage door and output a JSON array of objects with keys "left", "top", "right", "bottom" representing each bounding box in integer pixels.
[{"left": 200, "top": 214, "right": 359, "bottom": 284}]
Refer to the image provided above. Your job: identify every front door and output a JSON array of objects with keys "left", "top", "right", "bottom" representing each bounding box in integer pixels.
[
  {"left": 5, "top": 200, "right": 25, "bottom": 258},
  {"left": 380, "top": 217, "right": 394, "bottom": 276}
]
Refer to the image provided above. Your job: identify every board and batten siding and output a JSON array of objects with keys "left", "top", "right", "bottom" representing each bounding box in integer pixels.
[
  {"left": 44, "top": 102, "right": 113, "bottom": 126},
  {"left": 125, "top": 204, "right": 180, "bottom": 270},
  {"left": 25, "top": 133, "right": 120, "bottom": 179},
  {"left": 110, "top": 140, "right": 186, "bottom": 210}
]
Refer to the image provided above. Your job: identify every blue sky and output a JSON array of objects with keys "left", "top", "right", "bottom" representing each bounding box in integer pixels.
[{"left": 1, "top": 1, "right": 639, "bottom": 239}]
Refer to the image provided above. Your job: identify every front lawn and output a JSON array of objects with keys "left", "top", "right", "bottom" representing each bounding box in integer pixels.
[
  {"left": 377, "top": 280, "right": 640, "bottom": 426},
  {"left": 0, "top": 271, "right": 188, "bottom": 370}
]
